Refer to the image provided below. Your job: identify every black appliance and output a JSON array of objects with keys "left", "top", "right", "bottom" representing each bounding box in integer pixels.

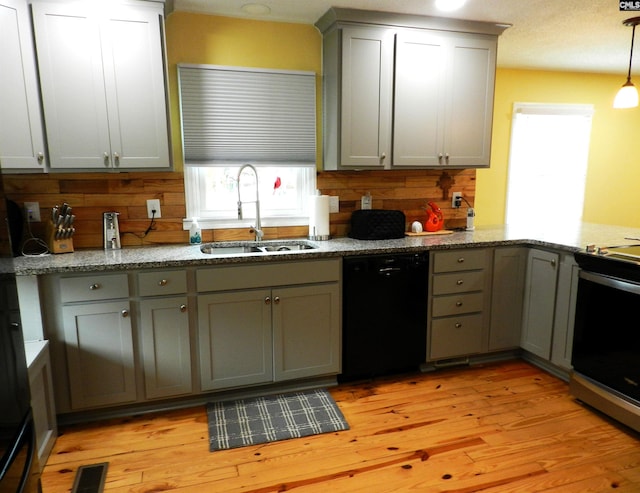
[
  {"left": 572, "top": 247, "right": 640, "bottom": 433},
  {"left": 0, "top": 270, "right": 40, "bottom": 493},
  {"left": 340, "top": 253, "right": 428, "bottom": 382}
]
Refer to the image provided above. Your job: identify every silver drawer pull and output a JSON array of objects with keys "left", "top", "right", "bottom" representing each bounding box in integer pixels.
[
  {"left": 89, "top": 283, "right": 101, "bottom": 290},
  {"left": 456, "top": 301, "right": 463, "bottom": 307},
  {"left": 274, "top": 296, "right": 280, "bottom": 304},
  {"left": 457, "top": 257, "right": 465, "bottom": 263},
  {"left": 37, "top": 152, "right": 44, "bottom": 164},
  {"left": 455, "top": 323, "right": 462, "bottom": 328},
  {"left": 158, "top": 279, "right": 168, "bottom": 286},
  {"left": 265, "top": 296, "right": 271, "bottom": 305},
  {"left": 121, "top": 310, "right": 129, "bottom": 318},
  {"left": 456, "top": 280, "right": 464, "bottom": 285},
  {"left": 180, "top": 304, "right": 187, "bottom": 312}
]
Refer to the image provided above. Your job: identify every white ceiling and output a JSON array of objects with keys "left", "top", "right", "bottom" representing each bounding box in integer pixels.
[{"left": 170, "top": 0, "right": 640, "bottom": 75}]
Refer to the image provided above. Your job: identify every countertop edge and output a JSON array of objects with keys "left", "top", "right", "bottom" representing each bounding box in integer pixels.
[{"left": 11, "top": 222, "right": 635, "bottom": 275}]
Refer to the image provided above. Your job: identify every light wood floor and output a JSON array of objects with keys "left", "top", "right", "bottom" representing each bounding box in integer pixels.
[{"left": 41, "top": 360, "right": 640, "bottom": 492}]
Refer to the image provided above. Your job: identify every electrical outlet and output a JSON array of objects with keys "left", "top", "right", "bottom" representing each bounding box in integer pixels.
[
  {"left": 24, "top": 201, "right": 40, "bottom": 222},
  {"left": 451, "top": 192, "right": 462, "bottom": 209},
  {"left": 329, "top": 196, "right": 339, "bottom": 213},
  {"left": 146, "top": 199, "right": 161, "bottom": 218}
]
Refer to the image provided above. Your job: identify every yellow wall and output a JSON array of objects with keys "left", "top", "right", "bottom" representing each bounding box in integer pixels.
[
  {"left": 478, "top": 68, "right": 640, "bottom": 228},
  {"left": 166, "top": 13, "right": 640, "bottom": 229},
  {"left": 165, "top": 12, "right": 322, "bottom": 171}
]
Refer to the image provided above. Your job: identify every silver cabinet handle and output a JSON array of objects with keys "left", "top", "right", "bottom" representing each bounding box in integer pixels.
[
  {"left": 265, "top": 296, "right": 271, "bottom": 305},
  {"left": 380, "top": 152, "right": 386, "bottom": 161},
  {"left": 456, "top": 301, "right": 463, "bottom": 307},
  {"left": 113, "top": 152, "right": 120, "bottom": 165},
  {"left": 457, "top": 257, "right": 465, "bottom": 263},
  {"left": 122, "top": 309, "right": 129, "bottom": 318},
  {"left": 274, "top": 296, "right": 280, "bottom": 304},
  {"left": 456, "top": 279, "right": 464, "bottom": 285},
  {"left": 37, "top": 152, "right": 44, "bottom": 164},
  {"left": 445, "top": 153, "right": 450, "bottom": 164},
  {"left": 180, "top": 304, "right": 187, "bottom": 312},
  {"left": 438, "top": 153, "right": 443, "bottom": 164},
  {"left": 104, "top": 152, "right": 110, "bottom": 165},
  {"left": 89, "top": 283, "right": 101, "bottom": 290},
  {"left": 158, "top": 279, "right": 168, "bottom": 287},
  {"left": 455, "top": 322, "right": 462, "bottom": 328},
  {"left": 551, "top": 259, "right": 557, "bottom": 267}
]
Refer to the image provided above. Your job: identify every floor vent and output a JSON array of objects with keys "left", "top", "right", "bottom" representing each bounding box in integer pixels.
[{"left": 70, "top": 462, "right": 108, "bottom": 493}]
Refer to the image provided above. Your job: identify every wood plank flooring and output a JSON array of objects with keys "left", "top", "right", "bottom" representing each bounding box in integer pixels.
[{"left": 40, "top": 360, "right": 640, "bottom": 492}]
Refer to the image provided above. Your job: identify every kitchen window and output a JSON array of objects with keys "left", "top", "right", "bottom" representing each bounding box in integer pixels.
[
  {"left": 505, "top": 103, "right": 593, "bottom": 230},
  {"left": 177, "top": 64, "right": 317, "bottom": 229}
]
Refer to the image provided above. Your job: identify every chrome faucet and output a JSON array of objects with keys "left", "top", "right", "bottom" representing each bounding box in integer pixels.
[{"left": 237, "top": 164, "right": 263, "bottom": 241}]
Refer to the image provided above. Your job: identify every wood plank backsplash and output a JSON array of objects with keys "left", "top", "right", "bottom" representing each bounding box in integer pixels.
[{"left": 3, "top": 168, "right": 475, "bottom": 250}]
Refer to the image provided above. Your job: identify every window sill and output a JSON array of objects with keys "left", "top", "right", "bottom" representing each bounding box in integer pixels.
[{"left": 183, "top": 217, "right": 309, "bottom": 230}]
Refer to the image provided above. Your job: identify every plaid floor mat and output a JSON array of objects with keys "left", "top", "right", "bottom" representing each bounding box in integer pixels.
[{"left": 206, "top": 388, "right": 349, "bottom": 451}]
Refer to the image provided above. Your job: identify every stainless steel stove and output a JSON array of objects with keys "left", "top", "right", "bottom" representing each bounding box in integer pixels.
[{"left": 572, "top": 245, "right": 640, "bottom": 433}]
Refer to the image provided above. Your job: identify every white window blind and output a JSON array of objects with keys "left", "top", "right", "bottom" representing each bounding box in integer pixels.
[{"left": 177, "top": 64, "right": 316, "bottom": 165}]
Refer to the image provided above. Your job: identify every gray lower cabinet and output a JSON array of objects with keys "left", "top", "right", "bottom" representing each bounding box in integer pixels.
[
  {"left": 428, "top": 248, "right": 492, "bottom": 360},
  {"left": 196, "top": 259, "right": 341, "bottom": 391},
  {"left": 520, "top": 248, "right": 579, "bottom": 373},
  {"left": 520, "top": 248, "right": 560, "bottom": 359},
  {"left": 489, "top": 247, "right": 527, "bottom": 351},
  {"left": 62, "top": 299, "right": 136, "bottom": 410},
  {"left": 273, "top": 283, "right": 341, "bottom": 381},
  {"left": 198, "top": 289, "right": 273, "bottom": 391},
  {"left": 139, "top": 296, "right": 191, "bottom": 399},
  {"left": 137, "top": 270, "right": 191, "bottom": 399}
]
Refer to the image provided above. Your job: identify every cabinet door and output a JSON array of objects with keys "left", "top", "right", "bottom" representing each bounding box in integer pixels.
[
  {"left": 62, "top": 301, "right": 136, "bottom": 409},
  {"left": 520, "top": 249, "right": 559, "bottom": 359},
  {"left": 340, "top": 26, "right": 394, "bottom": 168},
  {"left": 393, "top": 31, "right": 446, "bottom": 167},
  {"left": 139, "top": 296, "right": 191, "bottom": 399},
  {"left": 273, "top": 283, "right": 341, "bottom": 381},
  {"left": 0, "top": 0, "right": 46, "bottom": 171},
  {"left": 101, "top": 6, "right": 170, "bottom": 169},
  {"left": 444, "top": 35, "right": 496, "bottom": 167},
  {"left": 393, "top": 31, "right": 496, "bottom": 168},
  {"left": 31, "top": 2, "right": 111, "bottom": 169},
  {"left": 31, "top": 2, "right": 170, "bottom": 170},
  {"left": 198, "top": 289, "right": 273, "bottom": 391},
  {"left": 550, "top": 255, "right": 579, "bottom": 369},
  {"left": 489, "top": 247, "right": 527, "bottom": 350}
]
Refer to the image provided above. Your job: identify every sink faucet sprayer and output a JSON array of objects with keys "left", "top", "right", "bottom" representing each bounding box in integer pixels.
[{"left": 237, "top": 164, "right": 263, "bottom": 241}]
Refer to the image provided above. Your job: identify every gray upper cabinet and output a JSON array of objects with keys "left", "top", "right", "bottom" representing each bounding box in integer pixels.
[
  {"left": 31, "top": 0, "right": 170, "bottom": 171},
  {"left": 317, "top": 8, "right": 505, "bottom": 171},
  {"left": 0, "top": 0, "right": 47, "bottom": 172},
  {"left": 394, "top": 31, "right": 496, "bottom": 168},
  {"left": 326, "top": 25, "right": 394, "bottom": 169}
]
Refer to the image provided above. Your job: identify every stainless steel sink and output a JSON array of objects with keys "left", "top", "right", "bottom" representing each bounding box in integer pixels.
[{"left": 200, "top": 240, "right": 319, "bottom": 255}]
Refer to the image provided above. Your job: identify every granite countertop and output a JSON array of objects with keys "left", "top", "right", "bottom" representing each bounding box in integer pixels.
[{"left": 12, "top": 222, "right": 640, "bottom": 275}]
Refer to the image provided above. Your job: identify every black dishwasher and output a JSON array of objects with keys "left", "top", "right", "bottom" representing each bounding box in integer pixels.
[{"left": 340, "top": 253, "right": 428, "bottom": 382}]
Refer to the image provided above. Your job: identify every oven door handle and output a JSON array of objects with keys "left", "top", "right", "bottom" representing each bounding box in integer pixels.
[{"left": 579, "top": 270, "right": 640, "bottom": 295}]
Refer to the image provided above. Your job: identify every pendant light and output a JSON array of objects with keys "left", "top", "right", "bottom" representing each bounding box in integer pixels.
[{"left": 614, "top": 17, "right": 640, "bottom": 109}]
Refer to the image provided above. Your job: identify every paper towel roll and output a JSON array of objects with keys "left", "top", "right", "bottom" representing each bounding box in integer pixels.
[{"left": 309, "top": 195, "right": 330, "bottom": 240}]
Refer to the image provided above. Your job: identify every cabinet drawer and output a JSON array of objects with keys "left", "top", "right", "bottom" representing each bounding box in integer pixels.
[
  {"left": 433, "top": 249, "right": 486, "bottom": 273},
  {"left": 432, "top": 271, "right": 485, "bottom": 295},
  {"left": 138, "top": 270, "right": 187, "bottom": 297},
  {"left": 197, "top": 259, "right": 340, "bottom": 292},
  {"left": 60, "top": 274, "right": 128, "bottom": 303},
  {"left": 430, "top": 313, "right": 484, "bottom": 360},
  {"left": 431, "top": 292, "right": 484, "bottom": 317}
]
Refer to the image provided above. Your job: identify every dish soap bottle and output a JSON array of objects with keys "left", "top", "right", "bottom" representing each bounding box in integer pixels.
[{"left": 189, "top": 218, "right": 202, "bottom": 244}]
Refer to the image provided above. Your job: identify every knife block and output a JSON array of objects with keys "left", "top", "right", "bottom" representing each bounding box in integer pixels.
[{"left": 46, "top": 221, "right": 74, "bottom": 254}]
